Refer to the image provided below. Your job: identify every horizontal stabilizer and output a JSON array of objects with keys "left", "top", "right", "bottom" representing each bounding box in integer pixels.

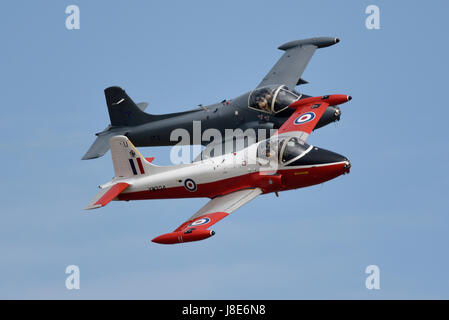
[
  {"left": 85, "top": 182, "right": 129, "bottom": 210},
  {"left": 82, "top": 131, "right": 118, "bottom": 160},
  {"left": 136, "top": 102, "right": 148, "bottom": 112}
]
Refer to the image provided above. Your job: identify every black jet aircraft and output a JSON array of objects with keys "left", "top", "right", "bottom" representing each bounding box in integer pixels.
[{"left": 83, "top": 37, "right": 344, "bottom": 160}]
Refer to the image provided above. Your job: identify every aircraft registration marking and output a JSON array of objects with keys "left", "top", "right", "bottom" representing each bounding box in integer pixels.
[{"left": 149, "top": 185, "right": 166, "bottom": 191}]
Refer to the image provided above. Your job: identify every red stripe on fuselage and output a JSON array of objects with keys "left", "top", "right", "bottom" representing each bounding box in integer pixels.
[{"left": 117, "top": 162, "right": 349, "bottom": 201}]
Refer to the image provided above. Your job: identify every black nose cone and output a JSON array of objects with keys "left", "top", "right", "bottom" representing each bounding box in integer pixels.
[{"left": 286, "top": 146, "right": 348, "bottom": 167}]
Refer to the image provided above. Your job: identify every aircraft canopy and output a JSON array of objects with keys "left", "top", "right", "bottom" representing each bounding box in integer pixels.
[
  {"left": 278, "top": 137, "right": 310, "bottom": 164},
  {"left": 257, "top": 136, "right": 310, "bottom": 165},
  {"left": 248, "top": 85, "right": 301, "bottom": 114}
]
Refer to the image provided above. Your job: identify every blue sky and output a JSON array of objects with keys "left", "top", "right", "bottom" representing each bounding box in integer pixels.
[{"left": 0, "top": 0, "right": 448, "bottom": 299}]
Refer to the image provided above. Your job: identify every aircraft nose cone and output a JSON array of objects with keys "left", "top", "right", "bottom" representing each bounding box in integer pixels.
[
  {"left": 343, "top": 159, "right": 351, "bottom": 173},
  {"left": 310, "top": 147, "right": 347, "bottom": 164},
  {"left": 287, "top": 147, "right": 348, "bottom": 167}
]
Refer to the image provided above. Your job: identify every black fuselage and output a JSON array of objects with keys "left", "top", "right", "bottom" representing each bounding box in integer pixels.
[{"left": 125, "top": 92, "right": 339, "bottom": 147}]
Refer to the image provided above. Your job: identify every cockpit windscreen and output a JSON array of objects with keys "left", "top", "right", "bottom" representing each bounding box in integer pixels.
[
  {"left": 279, "top": 137, "right": 310, "bottom": 163},
  {"left": 248, "top": 85, "right": 300, "bottom": 114},
  {"left": 256, "top": 136, "right": 310, "bottom": 165}
]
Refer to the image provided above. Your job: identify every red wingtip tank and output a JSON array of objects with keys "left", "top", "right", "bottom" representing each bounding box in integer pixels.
[
  {"left": 290, "top": 94, "right": 352, "bottom": 109},
  {"left": 152, "top": 229, "right": 215, "bottom": 244}
]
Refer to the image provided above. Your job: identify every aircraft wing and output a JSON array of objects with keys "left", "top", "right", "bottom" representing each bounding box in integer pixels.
[
  {"left": 152, "top": 188, "right": 262, "bottom": 244},
  {"left": 275, "top": 100, "right": 330, "bottom": 141},
  {"left": 257, "top": 37, "right": 339, "bottom": 89}
]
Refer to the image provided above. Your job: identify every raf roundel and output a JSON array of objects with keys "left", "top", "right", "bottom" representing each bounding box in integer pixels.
[
  {"left": 189, "top": 217, "right": 211, "bottom": 227},
  {"left": 184, "top": 178, "right": 197, "bottom": 192},
  {"left": 294, "top": 112, "right": 315, "bottom": 125}
]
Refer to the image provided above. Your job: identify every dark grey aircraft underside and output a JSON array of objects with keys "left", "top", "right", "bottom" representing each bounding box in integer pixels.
[{"left": 83, "top": 37, "right": 343, "bottom": 160}]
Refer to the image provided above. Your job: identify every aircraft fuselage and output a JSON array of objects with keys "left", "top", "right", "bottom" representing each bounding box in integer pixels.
[{"left": 107, "top": 141, "right": 350, "bottom": 202}]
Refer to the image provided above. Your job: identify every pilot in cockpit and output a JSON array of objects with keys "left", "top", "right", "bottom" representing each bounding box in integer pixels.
[
  {"left": 264, "top": 139, "right": 280, "bottom": 159},
  {"left": 250, "top": 85, "right": 301, "bottom": 114},
  {"left": 255, "top": 89, "right": 273, "bottom": 112}
]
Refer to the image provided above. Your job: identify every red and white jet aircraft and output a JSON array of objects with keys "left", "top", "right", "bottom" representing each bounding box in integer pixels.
[{"left": 85, "top": 94, "right": 352, "bottom": 244}]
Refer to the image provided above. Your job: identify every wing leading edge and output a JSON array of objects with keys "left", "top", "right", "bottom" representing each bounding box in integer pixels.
[{"left": 152, "top": 188, "right": 262, "bottom": 244}]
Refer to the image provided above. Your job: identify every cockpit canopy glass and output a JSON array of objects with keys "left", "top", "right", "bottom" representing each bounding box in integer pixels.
[
  {"left": 248, "top": 85, "right": 301, "bottom": 114},
  {"left": 256, "top": 136, "right": 310, "bottom": 164},
  {"left": 279, "top": 137, "right": 310, "bottom": 163}
]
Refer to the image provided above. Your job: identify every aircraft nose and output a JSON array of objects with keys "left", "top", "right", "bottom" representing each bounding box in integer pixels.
[
  {"left": 343, "top": 159, "right": 351, "bottom": 173},
  {"left": 281, "top": 146, "right": 350, "bottom": 170},
  {"left": 306, "top": 147, "right": 351, "bottom": 174},
  {"left": 303, "top": 147, "right": 348, "bottom": 165}
]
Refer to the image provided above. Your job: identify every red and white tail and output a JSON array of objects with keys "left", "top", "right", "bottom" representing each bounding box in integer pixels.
[
  {"left": 85, "top": 136, "right": 163, "bottom": 210},
  {"left": 110, "top": 135, "right": 162, "bottom": 178}
]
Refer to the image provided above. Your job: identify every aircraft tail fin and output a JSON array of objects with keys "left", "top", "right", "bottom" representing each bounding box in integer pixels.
[
  {"left": 105, "top": 86, "right": 153, "bottom": 127},
  {"left": 110, "top": 135, "right": 164, "bottom": 178}
]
